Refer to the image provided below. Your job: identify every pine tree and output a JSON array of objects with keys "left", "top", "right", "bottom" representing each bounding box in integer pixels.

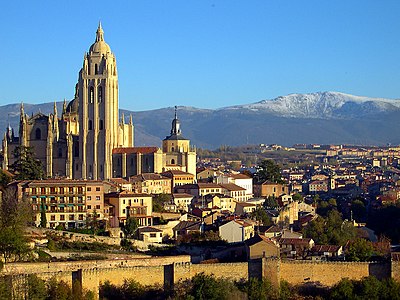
[{"left": 10, "top": 146, "right": 45, "bottom": 180}]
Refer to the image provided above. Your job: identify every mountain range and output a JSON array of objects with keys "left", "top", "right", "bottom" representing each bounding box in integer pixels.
[{"left": 1, "top": 91, "right": 400, "bottom": 149}]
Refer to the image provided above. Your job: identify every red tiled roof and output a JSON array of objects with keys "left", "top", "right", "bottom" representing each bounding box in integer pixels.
[
  {"left": 220, "top": 183, "right": 246, "bottom": 191},
  {"left": 112, "top": 147, "right": 159, "bottom": 154}
]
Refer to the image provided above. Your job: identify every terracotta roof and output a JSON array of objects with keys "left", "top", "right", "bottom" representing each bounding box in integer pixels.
[
  {"left": 220, "top": 183, "right": 246, "bottom": 191},
  {"left": 173, "top": 193, "right": 194, "bottom": 198},
  {"left": 112, "top": 147, "right": 160, "bottom": 154},
  {"left": 245, "top": 234, "right": 278, "bottom": 246},
  {"left": 198, "top": 183, "right": 221, "bottom": 189},
  {"left": 161, "top": 170, "right": 194, "bottom": 176},
  {"left": 265, "top": 225, "right": 282, "bottom": 233},
  {"left": 130, "top": 173, "right": 170, "bottom": 182},
  {"left": 138, "top": 227, "right": 163, "bottom": 233},
  {"left": 173, "top": 221, "right": 202, "bottom": 231},
  {"left": 311, "top": 245, "right": 341, "bottom": 253},
  {"left": 278, "top": 238, "right": 313, "bottom": 245},
  {"left": 110, "top": 178, "right": 130, "bottom": 184}
]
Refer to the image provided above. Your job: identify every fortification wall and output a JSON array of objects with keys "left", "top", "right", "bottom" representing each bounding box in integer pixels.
[
  {"left": 280, "top": 260, "right": 391, "bottom": 286},
  {"left": 1, "top": 255, "right": 190, "bottom": 275},
  {"left": 174, "top": 262, "right": 248, "bottom": 282}
]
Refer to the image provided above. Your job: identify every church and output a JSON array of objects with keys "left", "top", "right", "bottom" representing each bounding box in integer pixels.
[{"left": 2, "top": 24, "right": 196, "bottom": 180}]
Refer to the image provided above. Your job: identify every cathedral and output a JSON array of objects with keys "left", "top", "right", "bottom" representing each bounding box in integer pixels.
[{"left": 2, "top": 24, "right": 196, "bottom": 180}]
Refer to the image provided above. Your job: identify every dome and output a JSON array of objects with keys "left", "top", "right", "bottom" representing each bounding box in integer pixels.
[
  {"left": 89, "top": 41, "right": 111, "bottom": 54},
  {"left": 66, "top": 97, "right": 79, "bottom": 114},
  {"left": 89, "top": 23, "right": 111, "bottom": 54}
]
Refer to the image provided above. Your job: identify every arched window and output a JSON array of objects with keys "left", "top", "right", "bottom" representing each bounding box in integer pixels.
[
  {"left": 95, "top": 64, "right": 98, "bottom": 75},
  {"left": 35, "top": 128, "right": 41, "bottom": 140},
  {"left": 171, "top": 147, "right": 174, "bottom": 151},
  {"left": 89, "top": 87, "right": 94, "bottom": 103},
  {"left": 98, "top": 86, "right": 102, "bottom": 103},
  {"left": 88, "top": 120, "right": 92, "bottom": 130},
  {"left": 171, "top": 159, "right": 175, "bottom": 165},
  {"left": 99, "top": 120, "right": 103, "bottom": 130}
]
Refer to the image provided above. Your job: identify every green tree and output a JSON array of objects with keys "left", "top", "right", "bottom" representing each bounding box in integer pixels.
[
  {"left": 303, "top": 210, "right": 356, "bottom": 246},
  {"left": 346, "top": 238, "right": 374, "bottom": 262},
  {"left": 86, "top": 209, "right": 100, "bottom": 234},
  {"left": 264, "top": 196, "right": 278, "bottom": 209},
  {"left": 330, "top": 278, "right": 355, "bottom": 300},
  {"left": 255, "top": 159, "right": 284, "bottom": 184},
  {"left": 250, "top": 207, "right": 272, "bottom": 226},
  {"left": 10, "top": 146, "right": 45, "bottom": 180},
  {"left": 188, "top": 272, "right": 243, "bottom": 300},
  {"left": 40, "top": 202, "right": 47, "bottom": 228},
  {"left": 237, "top": 277, "right": 277, "bottom": 300},
  {"left": 152, "top": 193, "right": 171, "bottom": 212},
  {"left": 123, "top": 217, "right": 139, "bottom": 238},
  {"left": 27, "top": 274, "right": 47, "bottom": 300},
  {"left": 0, "top": 170, "right": 11, "bottom": 190},
  {"left": 0, "top": 187, "right": 32, "bottom": 263},
  {"left": 292, "top": 193, "right": 303, "bottom": 202}
]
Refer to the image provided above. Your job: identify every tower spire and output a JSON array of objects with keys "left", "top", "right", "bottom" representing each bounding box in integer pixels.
[{"left": 96, "top": 21, "right": 104, "bottom": 42}]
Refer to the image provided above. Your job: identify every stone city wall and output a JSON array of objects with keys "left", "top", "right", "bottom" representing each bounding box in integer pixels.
[{"left": 2, "top": 257, "right": 398, "bottom": 300}]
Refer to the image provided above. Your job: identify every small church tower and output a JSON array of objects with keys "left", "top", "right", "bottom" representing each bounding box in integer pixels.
[{"left": 162, "top": 107, "right": 196, "bottom": 176}]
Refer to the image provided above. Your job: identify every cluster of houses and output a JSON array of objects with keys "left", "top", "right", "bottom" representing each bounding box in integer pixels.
[{"left": 6, "top": 142, "right": 400, "bottom": 262}]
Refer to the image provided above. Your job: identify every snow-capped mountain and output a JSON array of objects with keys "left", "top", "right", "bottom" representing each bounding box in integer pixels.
[
  {"left": 224, "top": 91, "right": 400, "bottom": 119},
  {"left": 1, "top": 91, "right": 400, "bottom": 148}
]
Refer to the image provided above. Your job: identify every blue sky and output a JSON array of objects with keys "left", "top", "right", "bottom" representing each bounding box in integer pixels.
[{"left": 0, "top": 1, "right": 399, "bottom": 111}]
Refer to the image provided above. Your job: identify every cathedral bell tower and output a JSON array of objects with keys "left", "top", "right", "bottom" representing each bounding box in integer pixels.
[{"left": 77, "top": 23, "right": 119, "bottom": 180}]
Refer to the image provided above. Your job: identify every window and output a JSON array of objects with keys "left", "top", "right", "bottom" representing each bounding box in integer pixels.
[
  {"left": 96, "top": 187, "right": 101, "bottom": 191},
  {"left": 79, "top": 214, "right": 84, "bottom": 220},
  {"left": 150, "top": 233, "right": 156, "bottom": 238},
  {"left": 60, "top": 215, "right": 65, "bottom": 221},
  {"left": 96, "top": 196, "right": 101, "bottom": 201},
  {"left": 58, "top": 148, "right": 62, "bottom": 158},
  {"left": 95, "top": 64, "right": 98, "bottom": 75},
  {"left": 50, "top": 215, "right": 55, "bottom": 221},
  {"left": 98, "top": 86, "right": 102, "bottom": 103},
  {"left": 122, "top": 209, "right": 125, "bottom": 214},
  {"left": 87, "top": 187, "right": 91, "bottom": 192},
  {"left": 89, "top": 120, "right": 93, "bottom": 130},
  {"left": 87, "top": 205, "right": 91, "bottom": 209},
  {"left": 130, "top": 158, "right": 134, "bottom": 166},
  {"left": 171, "top": 159, "right": 175, "bottom": 164},
  {"left": 89, "top": 86, "right": 94, "bottom": 103},
  {"left": 96, "top": 205, "right": 100, "bottom": 210},
  {"left": 69, "top": 215, "right": 74, "bottom": 221},
  {"left": 99, "top": 120, "right": 103, "bottom": 130},
  {"left": 35, "top": 128, "right": 41, "bottom": 140},
  {"left": 87, "top": 196, "right": 91, "bottom": 201}
]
